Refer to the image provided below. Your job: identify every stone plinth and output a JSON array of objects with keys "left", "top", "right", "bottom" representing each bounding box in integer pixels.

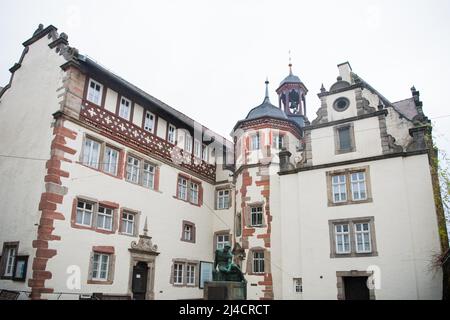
[{"left": 203, "top": 281, "right": 247, "bottom": 300}]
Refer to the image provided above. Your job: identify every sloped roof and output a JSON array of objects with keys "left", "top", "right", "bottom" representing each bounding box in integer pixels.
[
  {"left": 245, "top": 97, "right": 288, "bottom": 121},
  {"left": 392, "top": 98, "right": 418, "bottom": 121}
]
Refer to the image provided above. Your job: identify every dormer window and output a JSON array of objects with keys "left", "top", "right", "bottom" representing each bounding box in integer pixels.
[
  {"left": 167, "top": 124, "right": 176, "bottom": 144},
  {"left": 87, "top": 79, "right": 103, "bottom": 105},
  {"left": 118, "top": 97, "right": 131, "bottom": 121},
  {"left": 194, "top": 140, "right": 201, "bottom": 158},
  {"left": 202, "top": 145, "right": 209, "bottom": 162},
  {"left": 185, "top": 135, "right": 193, "bottom": 154},
  {"left": 334, "top": 123, "right": 355, "bottom": 154},
  {"left": 144, "top": 111, "right": 155, "bottom": 133}
]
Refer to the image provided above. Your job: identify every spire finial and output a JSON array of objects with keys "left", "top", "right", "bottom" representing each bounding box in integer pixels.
[
  {"left": 143, "top": 217, "right": 148, "bottom": 236},
  {"left": 264, "top": 77, "right": 270, "bottom": 101},
  {"left": 288, "top": 50, "right": 293, "bottom": 75}
]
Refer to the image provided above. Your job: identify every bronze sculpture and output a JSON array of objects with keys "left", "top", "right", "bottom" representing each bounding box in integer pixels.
[{"left": 213, "top": 243, "right": 246, "bottom": 283}]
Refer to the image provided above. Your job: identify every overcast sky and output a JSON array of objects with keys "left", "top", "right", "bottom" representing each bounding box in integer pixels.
[{"left": 1, "top": 0, "right": 450, "bottom": 156}]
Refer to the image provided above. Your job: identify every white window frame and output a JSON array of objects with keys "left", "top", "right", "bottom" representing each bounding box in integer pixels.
[
  {"left": 103, "top": 146, "right": 119, "bottom": 176},
  {"left": 178, "top": 177, "right": 188, "bottom": 201},
  {"left": 83, "top": 138, "right": 101, "bottom": 169},
  {"left": 250, "top": 206, "right": 263, "bottom": 226},
  {"left": 190, "top": 182, "right": 199, "bottom": 205},
  {"left": 355, "top": 222, "right": 372, "bottom": 253},
  {"left": 194, "top": 139, "right": 202, "bottom": 158},
  {"left": 168, "top": 124, "right": 176, "bottom": 144},
  {"left": 351, "top": 172, "right": 367, "bottom": 201},
  {"left": 173, "top": 263, "right": 184, "bottom": 285},
  {"left": 118, "top": 96, "right": 132, "bottom": 121},
  {"left": 126, "top": 155, "right": 141, "bottom": 184},
  {"left": 121, "top": 212, "right": 135, "bottom": 235},
  {"left": 92, "top": 253, "right": 110, "bottom": 281},
  {"left": 87, "top": 79, "right": 103, "bottom": 105},
  {"left": 202, "top": 145, "right": 209, "bottom": 162},
  {"left": 4, "top": 247, "right": 16, "bottom": 277},
  {"left": 332, "top": 174, "right": 347, "bottom": 203},
  {"left": 144, "top": 111, "right": 155, "bottom": 133},
  {"left": 250, "top": 133, "right": 260, "bottom": 150},
  {"left": 335, "top": 224, "right": 351, "bottom": 254},
  {"left": 143, "top": 161, "right": 155, "bottom": 189},
  {"left": 186, "top": 264, "right": 196, "bottom": 286},
  {"left": 273, "top": 134, "right": 284, "bottom": 149},
  {"left": 183, "top": 224, "right": 193, "bottom": 241},
  {"left": 217, "top": 189, "right": 230, "bottom": 209},
  {"left": 76, "top": 200, "right": 94, "bottom": 227},
  {"left": 216, "top": 234, "right": 230, "bottom": 250},
  {"left": 185, "top": 135, "right": 193, "bottom": 153},
  {"left": 97, "top": 206, "right": 113, "bottom": 231},
  {"left": 253, "top": 251, "right": 265, "bottom": 274}
]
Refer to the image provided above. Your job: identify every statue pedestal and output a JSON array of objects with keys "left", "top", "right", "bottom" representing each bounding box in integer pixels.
[{"left": 203, "top": 281, "right": 247, "bottom": 300}]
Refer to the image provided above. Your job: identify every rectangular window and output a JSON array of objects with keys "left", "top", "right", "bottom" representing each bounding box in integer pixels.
[
  {"left": 178, "top": 177, "right": 188, "bottom": 201},
  {"left": 83, "top": 138, "right": 101, "bottom": 169},
  {"left": 173, "top": 263, "right": 183, "bottom": 285},
  {"left": 190, "top": 182, "right": 199, "bottom": 205},
  {"left": 194, "top": 140, "right": 202, "bottom": 158},
  {"left": 144, "top": 111, "right": 155, "bottom": 133},
  {"left": 253, "top": 251, "right": 265, "bottom": 274},
  {"left": 185, "top": 135, "right": 193, "bottom": 153},
  {"left": 329, "top": 217, "right": 377, "bottom": 258},
  {"left": 121, "top": 212, "right": 135, "bottom": 235},
  {"left": 332, "top": 175, "right": 347, "bottom": 203},
  {"left": 183, "top": 224, "right": 193, "bottom": 241},
  {"left": 294, "top": 278, "right": 303, "bottom": 293},
  {"left": 4, "top": 247, "right": 17, "bottom": 277},
  {"left": 186, "top": 265, "right": 196, "bottom": 286},
  {"left": 126, "top": 156, "right": 140, "bottom": 184},
  {"left": 76, "top": 200, "right": 93, "bottom": 227},
  {"left": 335, "top": 224, "right": 351, "bottom": 254},
  {"left": 118, "top": 97, "right": 131, "bottom": 121},
  {"left": 355, "top": 223, "right": 371, "bottom": 253},
  {"left": 97, "top": 206, "right": 113, "bottom": 231},
  {"left": 251, "top": 134, "right": 260, "bottom": 150},
  {"left": 216, "top": 234, "right": 230, "bottom": 250},
  {"left": 217, "top": 190, "right": 230, "bottom": 209},
  {"left": 251, "top": 206, "right": 263, "bottom": 226},
  {"left": 338, "top": 126, "right": 351, "bottom": 150},
  {"left": 273, "top": 134, "right": 285, "bottom": 149},
  {"left": 87, "top": 79, "right": 103, "bottom": 105},
  {"left": 103, "top": 146, "right": 119, "bottom": 176},
  {"left": 202, "top": 145, "right": 209, "bottom": 162},
  {"left": 143, "top": 162, "right": 155, "bottom": 189},
  {"left": 351, "top": 172, "right": 367, "bottom": 201},
  {"left": 168, "top": 124, "right": 176, "bottom": 144},
  {"left": 92, "top": 253, "right": 110, "bottom": 281}
]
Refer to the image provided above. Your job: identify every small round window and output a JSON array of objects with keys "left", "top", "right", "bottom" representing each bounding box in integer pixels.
[{"left": 333, "top": 97, "right": 350, "bottom": 112}]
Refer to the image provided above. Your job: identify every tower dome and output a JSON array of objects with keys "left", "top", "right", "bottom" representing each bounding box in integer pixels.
[{"left": 245, "top": 79, "right": 287, "bottom": 121}]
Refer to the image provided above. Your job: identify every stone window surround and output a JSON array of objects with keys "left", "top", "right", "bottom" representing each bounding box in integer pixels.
[
  {"left": 174, "top": 173, "right": 203, "bottom": 207},
  {"left": 118, "top": 207, "right": 141, "bottom": 237},
  {"left": 125, "top": 152, "right": 160, "bottom": 192},
  {"left": 116, "top": 94, "right": 135, "bottom": 123},
  {"left": 213, "top": 230, "right": 231, "bottom": 253},
  {"left": 169, "top": 258, "right": 200, "bottom": 287},
  {"left": 70, "top": 196, "right": 120, "bottom": 235},
  {"left": 84, "top": 77, "right": 106, "bottom": 107},
  {"left": 328, "top": 216, "right": 378, "bottom": 258},
  {"left": 181, "top": 220, "right": 196, "bottom": 243},
  {"left": 326, "top": 165, "right": 373, "bottom": 207},
  {"left": 235, "top": 211, "right": 242, "bottom": 237},
  {"left": 336, "top": 270, "right": 376, "bottom": 300},
  {"left": 0, "top": 241, "right": 19, "bottom": 280},
  {"left": 215, "top": 184, "right": 232, "bottom": 210},
  {"left": 332, "top": 96, "right": 351, "bottom": 112},
  {"left": 87, "top": 246, "right": 116, "bottom": 285},
  {"left": 334, "top": 122, "right": 356, "bottom": 154},
  {"left": 246, "top": 247, "right": 270, "bottom": 275},
  {"left": 80, "top": 134, "right": 125, "bottom": 180},
  {"left": 244, "top": 201, "right": 266, "bottom": 228}
]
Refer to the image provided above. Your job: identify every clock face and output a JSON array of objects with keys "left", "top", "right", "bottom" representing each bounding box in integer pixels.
[{"left": 333, "top": 97, "right": 350, "bottom": 112}]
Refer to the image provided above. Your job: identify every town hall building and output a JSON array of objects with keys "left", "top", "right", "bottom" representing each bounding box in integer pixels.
[{"left": 0, "top": 24, "right": 448, "bottom": 300}]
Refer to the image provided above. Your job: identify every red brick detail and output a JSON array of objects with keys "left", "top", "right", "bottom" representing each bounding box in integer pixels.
[
  {"left": 93, "top": 246, "right": 115, "bottom": 254},
  {"left": 154, "top": 166, "right": 160, "bottom": 191},
  {"left": 99, "top": 201, "right": 120, "bottom": 209},
  {"left": 257, "top": 234, "right": 270, "bottom": 239},
  {"left": 30, "top": 119, "right": 75, "bottom": 299},
  {"left": 117, "top": 150, "right": 125, "bottom": 179},
  {"left": 257, "top": 280, "right": 273, "bottom": 286},
  {"left": 242, "top": 228, "right": 255, "bottom": 237}
]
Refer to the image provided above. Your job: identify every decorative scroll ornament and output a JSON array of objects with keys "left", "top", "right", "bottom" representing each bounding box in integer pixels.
[{"left": 130, "top": 218, "right": 159, "bottom": 255}]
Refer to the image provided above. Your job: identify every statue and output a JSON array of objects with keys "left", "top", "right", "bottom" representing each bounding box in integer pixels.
[{"left": 213, "top": 243, "right": 246, "bottom": 283}]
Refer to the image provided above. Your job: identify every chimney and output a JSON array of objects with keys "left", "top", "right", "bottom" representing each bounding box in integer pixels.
[{"left": 337, "top": 62, "right": 352, "bottom": 83}]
